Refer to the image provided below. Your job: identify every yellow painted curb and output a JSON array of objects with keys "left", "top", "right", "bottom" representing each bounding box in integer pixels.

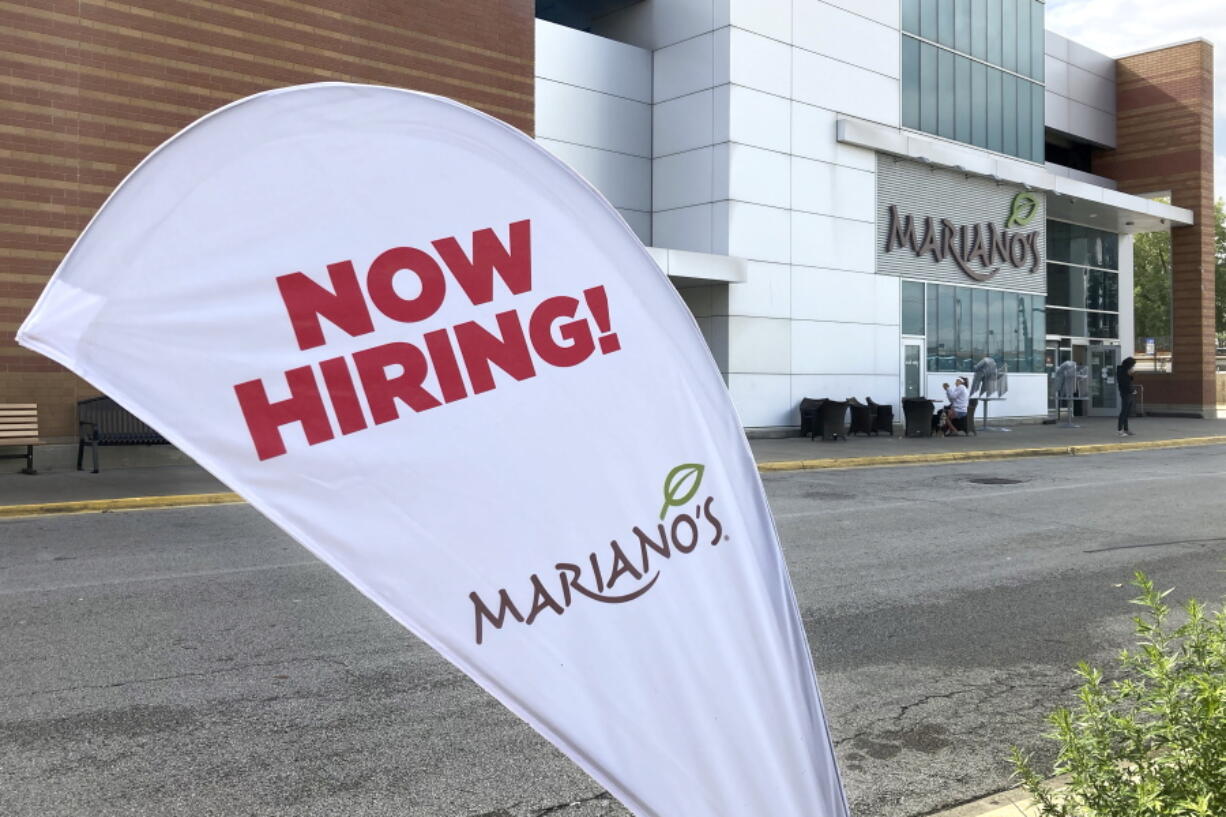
[
  {"left": 757, "top": 435, "right": 1226, "bottom": 473},
  {"left": 0, "top": 492, "right": 243, "bottom": 519},
  {"left": 3, "top": 436, "right": 1224, "bottom": 519}
]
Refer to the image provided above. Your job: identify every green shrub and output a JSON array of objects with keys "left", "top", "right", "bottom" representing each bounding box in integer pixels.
[{"left": 1012, "top": 572, "right": 1226, "bottom": 817}]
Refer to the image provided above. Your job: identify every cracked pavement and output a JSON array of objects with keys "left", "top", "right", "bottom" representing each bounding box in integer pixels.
[{"left": 2, "top": 446, "right": 1225, "bottom": 815}]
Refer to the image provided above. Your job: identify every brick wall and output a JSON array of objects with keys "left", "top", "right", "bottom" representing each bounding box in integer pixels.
[
  {"left": 1094, "top": 40, "right": 1215, "bottom": 415},
  {"left": 0, "top": 0, "right": 534, "bottom": 440}
]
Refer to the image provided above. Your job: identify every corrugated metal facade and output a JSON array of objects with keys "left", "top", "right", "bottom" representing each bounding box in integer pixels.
[{"left": 876, "top": 156, "right": 1047, "bottom": 294}]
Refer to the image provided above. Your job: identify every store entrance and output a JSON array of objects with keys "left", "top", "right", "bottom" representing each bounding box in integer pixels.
[{"left": 1088, "top": 343, "right": 1120, "bottom": 417}]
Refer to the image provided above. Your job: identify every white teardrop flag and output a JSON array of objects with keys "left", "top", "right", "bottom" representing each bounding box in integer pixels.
[{"left": 18, "top": 84, "right": 848, "bottom": 817}]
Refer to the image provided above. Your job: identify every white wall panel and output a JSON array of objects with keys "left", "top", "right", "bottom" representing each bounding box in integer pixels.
[
  {"left": 726, "top": 85, "right": 791, "bottom": 153},
  {"left": 727, "top": 144, "right": 790, "bottom": 209},
  {"left": 654, "top": 90, "right": 716, "bottom": 156},
  {"left": 1044, "top": 54, "right": 1069, "bottom": 96},
  {"left": 792, "top": 102, "right": 876, "bottom": 169},
  {"left": 535, "top": 79, "right": 651, "bottom": 156},
  {"left": 654, "top": 32, "right": 716, "bottom": 102},
  {"left": 537, "top": 138, "right": 651, "bottom": 211},
  {"left": 591, "top": 0, "right": 717, "bottom": 51},
  {"left": 726, "top": 201, "right": 790, "bottom": 263},
  {"left": 727, "top": 0, "right": 791, "bottom": 43},
  {"left": 790, "top": 320, "right": 878, "bottom": 375},
  {"left": 1067, "top": 39, "right": 1116, "bottom": 80},
  {"left": 727, "top": 373, "right": 793, "bottom": 426},
  {"left": 535, "top": 20, "right": 651, "bottom": 102},
  {"left": 727, "top": 315, "right": 791, "bottom": 373},
  {"left": 1068, "top": 101, "right": 1115, "bottom": 147},
  {"left": 1068, "top": 65, "right": 1116, "bottom": 114},
  {"left": 791, "top": 158, "right": 874, "bottom": 221},
  {"left": 654, "top": 147, "right": 716, "bottom": 211},
  {"left": 654, "top": 204, "right": 714, "bottom": 253},
  {"left": 791, "top": 211, "right": 874, "bottom": 271},
  {"left": 618, "top": 208, "right": 652, "bottom": 245},
  {"left": 793, "top": 1, "right": 899, "bottom": 79},
  {"left": 790, "top": 374, "right": 899, "bottom": 411},
  {"left": 814, "top": 0, "right": 899, "bottom": 30},
  {"left": 726, "top": 261, "right": 791, "bottom": 318},
  {"left": 728, "top": 28, "right": 792, "bottom": 97},
  {"left": 872, "top": 274, "right": 901, "bottom": 327},
  {"left": 1045, "top": 90, "right": 1070, "bottom": 133},
  {"left": 792, "top": 48, "right": 899, "bottom": 126},
  {"left": 791, "top": 266, "right": 877, "bottom": 323}
]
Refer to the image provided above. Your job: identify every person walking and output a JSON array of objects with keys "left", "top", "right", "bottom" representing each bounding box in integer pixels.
[{"left": 1117, "top": 356, "right": 1137, "bottom": 436}]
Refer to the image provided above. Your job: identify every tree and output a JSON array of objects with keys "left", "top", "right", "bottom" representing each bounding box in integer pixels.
[
  {"left": 1133, "top": 227, "right": 1171, "bottom": 345},
  {"left": 1215, "top": 198, "right": 1225, "bottom": 343},
  {"left": 1131, "top": 198, "right": 1226, "bottom": 347}
]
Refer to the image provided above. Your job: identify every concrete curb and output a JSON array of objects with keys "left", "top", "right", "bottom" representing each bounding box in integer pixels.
[
  {"left": 920, "top": 783, "right": 1037, "bottom": 817},
  {"left": 756, "top": 434, "right": 1226, "bottom": 473},
  {"left": 2, "top": 436, "right": 1224, "bottom": 520},
  {"left": 0, "top": 492, "right": 243, "bottom": 519}
]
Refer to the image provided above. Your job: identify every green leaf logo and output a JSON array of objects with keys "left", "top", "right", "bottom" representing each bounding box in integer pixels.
[
  {"left": 1006, "top": 192, "right": 1039, "bottom": 228},
  {"left": 659, "top": 463, "right": 704, "bottom": 520}
]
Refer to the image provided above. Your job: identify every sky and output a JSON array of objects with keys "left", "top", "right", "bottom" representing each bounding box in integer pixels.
[{"left": 1044, "top": 0, "right": 1224, "bottom": 205}]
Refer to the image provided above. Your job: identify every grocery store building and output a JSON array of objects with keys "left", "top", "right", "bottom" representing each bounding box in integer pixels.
[{"left": 0, "top": 0, "right": 1217, "bottom": 461}]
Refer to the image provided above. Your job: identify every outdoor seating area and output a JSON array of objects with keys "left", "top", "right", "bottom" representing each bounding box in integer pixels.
[
  {"left": 802, "top": 396, "right": 981, "bottom": 440},
  {"left": 77, "top": 396, "right": 168, "bottom": 474}
]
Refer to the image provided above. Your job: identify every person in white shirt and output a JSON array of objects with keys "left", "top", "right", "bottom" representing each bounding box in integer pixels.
[{"left": 941, "top": 377, "right": 970, "bottom": 435}]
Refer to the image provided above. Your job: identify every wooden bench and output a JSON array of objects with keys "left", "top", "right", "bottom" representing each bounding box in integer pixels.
[
  {"left": 78, "top": 396, "right": 168, "bottom": 473},
  {"left": 0, "top": 403, "right": 41, "bottom": 474}
]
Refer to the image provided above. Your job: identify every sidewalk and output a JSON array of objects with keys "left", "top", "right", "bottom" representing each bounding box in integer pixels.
[{"left": 2, "top": 417, "right": 1225, "bottom": 512}]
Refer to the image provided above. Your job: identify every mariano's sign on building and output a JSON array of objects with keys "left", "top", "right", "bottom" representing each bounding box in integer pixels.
[{"left": 876, "top": 157, "right": 1046, "bottom": 294}]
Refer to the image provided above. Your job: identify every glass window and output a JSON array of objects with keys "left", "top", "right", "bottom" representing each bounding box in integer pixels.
[
  {"left": 1030, "top": 0, "right": 1044, "bottom": 81},
  {"left": 986, "top": 0, "right": 1002, "bottom": 66},
  {"left": 971, "top": 61, "right": 987, "bottom": 148},
  {"left": 1031, "top": 296, "right": 1045, "bottom": 364},
  {"left": 1086, "top": 270, "right": 1119, "bottom": 312},
  {"left": 1002, "top": 73, "right": 1017, "bottom": 157},
  {"left": 920, "top": 41, "right": 938, "bottom": 134},
  {"left": 1047, "top": 307, "right": 1070, "bottom": 336},
  {"left": 972, "top": 288, "right": 988, "bottom": 360},
  {"left": 1017, "top": 78, "right": 1031, "bottom": 162},
  {"left": 954, "top": 0, "right": 971, "bottom": 53},
  {"left": 1017, "top": 293, "right": 1032, "bottom": 371},
  {"left": 1001, "top": 0, "right": 1016, "bottom": 73},
  {"left": 955, "top": 286, "right": 972, "bottom": 371},
  {"left": 902, "top": 36, "right": 921, "bottom": 129},
  {"left": 971, "top": 0, "right": 987, "bottom": 59},
  {"left": 987, "top": 68, "right": 1003, "bottom": 153},
  {"left": 1100, "top": 232, "right": 1119, "bottom": 270},
  {"left": 1031, "top": 82, "right": 1044, "bottom": 161},
  {"left": 955, "top": 54, "right": 971, "bottom": 143},
  {"left": 1088, "top": 312, "right": 1119, "bottom": 339},
  {"left": 1047, "top": 264, "right": 1070, "bottom": 307},
  {"left": 927, "top": 285, "right": 940, "bottom": 368},
  {"left": 938, "top": 0, "right": 954, "bottom": 48},
  {"left": 1016, "top": 0, "right": 1030, "bottom": 77},
  {"left": 902, "top": 281, "right": 925, "bottom": 334},
  {"left": 989, "top": 289, "right": 1004, "bottom": 364},
  {"left": 920, "top": 0, "right": 939, "bottom": 41},
  {"left": 902, "top": 0, "right": 920, "bottom": 34},
  {"left": 1048, "top": 221, "right": 1069, "bottom": 263},
  {"left": 1004, "top": 291, "right": 1021, "bottom": 371},
  {"left": 938, "top": 284, "right": 956, "bottom": 370},
  {"left": 938, "top": 49, "right": 955, "bottom": 138}
]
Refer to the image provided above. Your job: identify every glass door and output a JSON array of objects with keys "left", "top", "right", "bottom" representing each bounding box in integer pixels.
[
  {"left": 1089, "top": 344, "right": 1119, "bottom": 416},
  {"left": 902, "top": 339, "right": 925, "bottom": 401}
]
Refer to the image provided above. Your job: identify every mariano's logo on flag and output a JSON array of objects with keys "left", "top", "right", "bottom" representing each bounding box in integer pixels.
[
  {"left": 17, "top": 83, "right": 849, "bottom": 817},
  {"left": 471, "top": 463, "right": 727, "bottom": 645}
]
